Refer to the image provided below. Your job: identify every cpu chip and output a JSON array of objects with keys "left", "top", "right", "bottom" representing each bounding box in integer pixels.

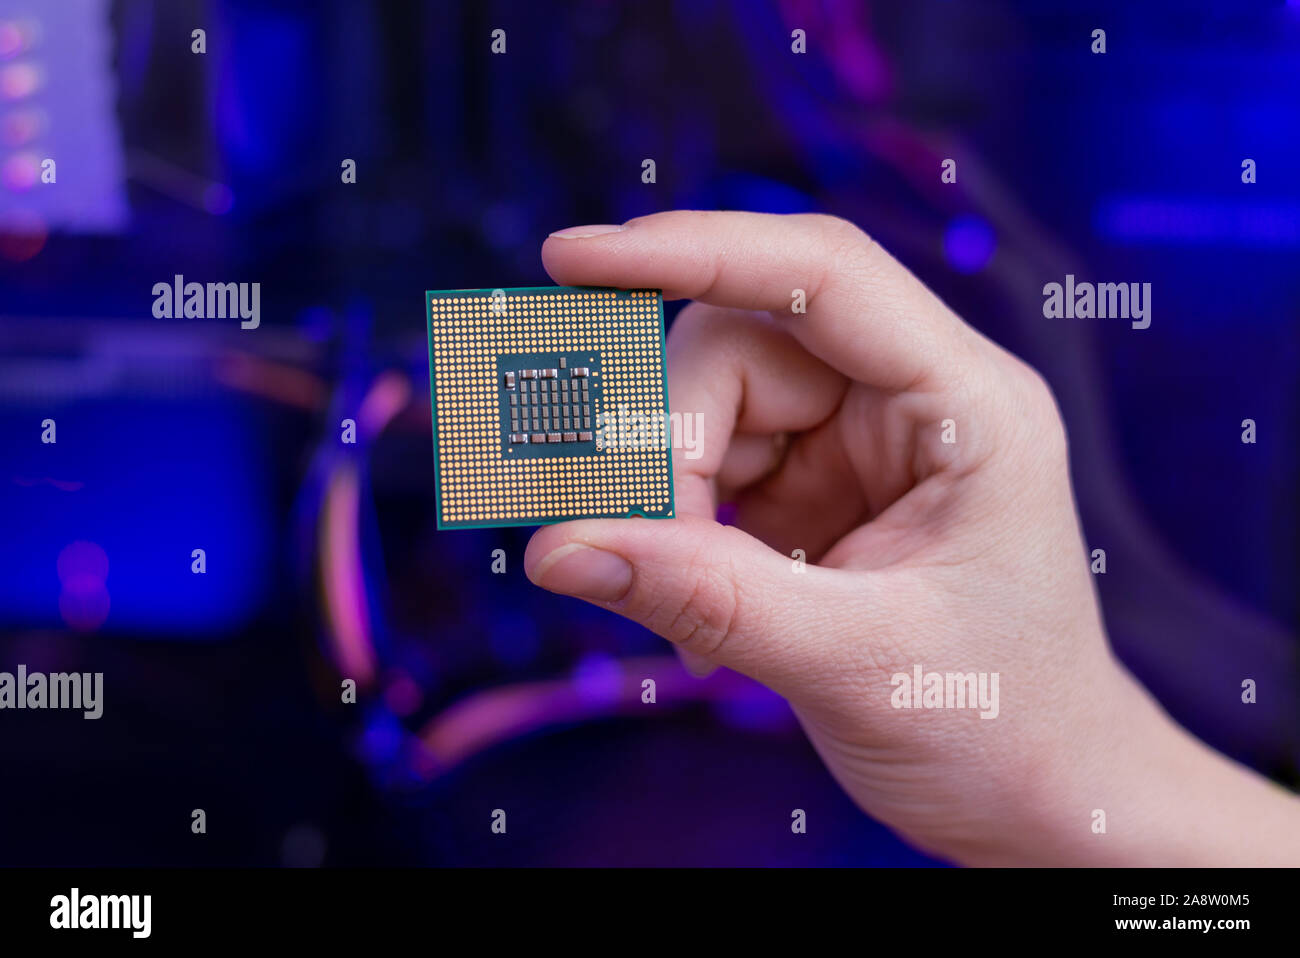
[{"left": 426, "top": 286, "right": 675, "bottom": 529}]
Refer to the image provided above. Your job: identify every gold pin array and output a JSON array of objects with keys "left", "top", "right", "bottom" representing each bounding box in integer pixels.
[{"left": 428, "top": 289, "right": 672, "bottom": 525}]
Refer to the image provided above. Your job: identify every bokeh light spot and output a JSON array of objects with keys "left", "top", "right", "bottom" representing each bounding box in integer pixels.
[{"left": 943, "top": 215, "right": 996, "bottom": 274}]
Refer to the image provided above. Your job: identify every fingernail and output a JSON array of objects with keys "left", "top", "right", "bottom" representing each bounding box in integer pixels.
[
  {"left": 548, "top": 224, "right": 625, "bottom": 239},
  {"left": 532, "top": 543, "right": 632, "bottom": 602}
]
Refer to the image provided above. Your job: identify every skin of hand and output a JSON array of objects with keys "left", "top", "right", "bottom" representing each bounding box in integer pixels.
[{"left": 523, "top": 210, "right": 1300, "bottom": 866}]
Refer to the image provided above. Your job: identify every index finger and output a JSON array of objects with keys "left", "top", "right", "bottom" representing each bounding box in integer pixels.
[{"left": 542, "top": 211, "right": 983, "bottom": 395}]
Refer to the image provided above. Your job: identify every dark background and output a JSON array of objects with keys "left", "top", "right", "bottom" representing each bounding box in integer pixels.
[{"left": 0, "top": 0, "right": 1297, "bottom": 866}]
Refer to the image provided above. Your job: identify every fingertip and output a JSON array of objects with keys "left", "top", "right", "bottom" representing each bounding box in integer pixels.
[
  {"left": 541, "top": 223, "right": 630, "bottom": 285},
  {"left": 523, "top": 523, "right": 573, "bottom": 584},
  {"left": 675, "top": 646, "right": 720, "bottom": 678},
  {"left": 523, "top": 519, "right": 637, "bottom": 586},
  {"left": 527, "top": 541, "right": 633, "bottom": 602}
]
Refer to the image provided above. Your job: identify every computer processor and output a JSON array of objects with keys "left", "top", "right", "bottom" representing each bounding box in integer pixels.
[{"left": 426, "top": 286, "right": 675, "bottom": 529}]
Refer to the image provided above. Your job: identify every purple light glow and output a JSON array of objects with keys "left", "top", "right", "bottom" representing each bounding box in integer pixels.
[
  {"left": 0, "top": 22, "right": 25, "bottom": 60},
  {"left": 56, "top": 541, "right": 110, "bottom": 631},
  {"left": 0, "top": 61, "right": 40, "bottom": 98},
  {"left": 571, "top": 652, "right": 624, "bottom": 706},
  {"left": 943, "top": 215, "right": 996, "bottom": 274},
  {"left": 1, "top": 151, "right": 38, "bottom": 191},
  {"left": 383, "top": 672, "right": 423, "bottom": 717},
  {"left": 203, "top": 182, "right": 234, "bottom": 215},
  {"left": 0, "top": 106, "right": 45, "bottom": 145}
]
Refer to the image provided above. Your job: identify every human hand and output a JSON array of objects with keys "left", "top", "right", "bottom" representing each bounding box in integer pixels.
[{"left": 525, "top": 211, "right": 1300, "bottom": 866}]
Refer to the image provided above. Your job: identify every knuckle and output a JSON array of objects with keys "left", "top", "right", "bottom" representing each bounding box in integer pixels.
[
  {"left": 812, "top": 215, "right": 877, "bottom": 268},
  {"left": 1023, "top": 364, "right": 1065, "bottom": 427},
  {"left": 795, "top": 214, "right": 880, "bottom": 307},
  {"left": 666, "top": 302, "right": 731, "bottom": 349},
  {"left": 810, "top": 213, "right": 872, "bottom": 247},
  {"left": 1005, "top": 359, "right": 1068, "bottom": 459},
  {"left": 655, "top": 553, "right": 741, "bottom": 660}
]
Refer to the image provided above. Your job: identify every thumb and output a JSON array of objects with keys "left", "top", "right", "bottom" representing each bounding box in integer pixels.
[{"left": 524, "top": 516, "right": 845, "bottom": 694}]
